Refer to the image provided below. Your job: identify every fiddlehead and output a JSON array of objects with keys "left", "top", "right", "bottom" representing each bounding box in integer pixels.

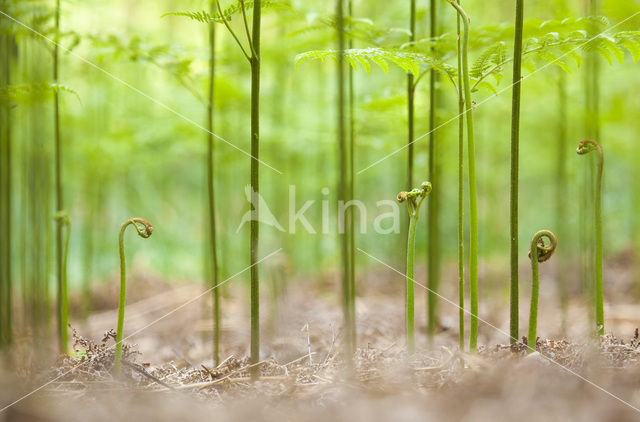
[
  {"left": 114, "top": 217, "right": 153, "bottom": 375},
  {"left": 576, "top": 138, "right": 604, "bottom": 335},
  {"left": 397, "top": 181, "right": 432, "bottom": 353},
  {"left": 527, "top": 229, "right": 557, "bottom": 353}
]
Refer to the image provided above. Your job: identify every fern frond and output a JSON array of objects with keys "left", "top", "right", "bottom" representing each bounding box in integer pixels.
[
  {"left": 288, "top": 15, "right": 410, "bottom": 47},
  {"left": 0, "top": 82, "right": 79, "bottom": 105},
  {"left": 296, "top": 47, "right": 456, "bottom": 81},
  {"left": 616, "top": 31, "right": 640, "bottom": 62},
  {"left": 163, "top": 1, "right": 292, "bottom": 24},
  {"left": 470, "top": 41, "right": 507, "bottom": 79},
  {"left": 161, "top": 10, "right": 214, "bottom": 23}
]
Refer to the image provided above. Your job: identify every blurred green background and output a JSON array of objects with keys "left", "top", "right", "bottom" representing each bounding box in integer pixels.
[{"left": 1, "top": 0, "right": 639, "bottom": 327}]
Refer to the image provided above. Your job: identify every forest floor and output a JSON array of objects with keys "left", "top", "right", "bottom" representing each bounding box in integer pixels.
[{"left": 3, "top": 261, "right": 640, "bottom": 421}]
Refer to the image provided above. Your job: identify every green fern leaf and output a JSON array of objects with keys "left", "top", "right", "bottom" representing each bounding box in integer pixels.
[
  {"left": 616, "top": 31, "right": 640, "bottom": 62},
  {"left": 470, "top": 42, "right": 506, "bottom": 79},
  {"left": 161, "top": 10, "right": 214, "bottom": 23},
  {"left": 164, "top": 1, "right": 292, "bottom": 24}
]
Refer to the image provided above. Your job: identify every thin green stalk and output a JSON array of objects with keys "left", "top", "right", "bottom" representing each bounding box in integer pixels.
[
  {"left": 407, "top": 0, "right": 416, "bottom": 190},
  {"left": 249, "top": 0, "right": 261, "bottom": 379},
  {"left": 337, "top": 0, "right": 354, "bottom": 365},
  {"left": 54, "top": 211, "right": 69, "bottom": 354},
  {"left": 398, "top": 182, "right": 432, "bottom": 354},
  {"left": 509, "top": 0, "right": 524, "bottom": 345},
  {"left": 0, "top": 1, "right": 12, "bottom": 348},
  {"left": 576, "top": 139, "right": 604, "bottom": 335},
  {"left": 580, "top": 0, "right": 599, "bottom": 328},
  {"left": 115, "top": 218, "right": 153, "bottom": 375},
  {"left": 427, "top": 0, "right": 440, "bottom": 342},
  {"left": 455, "top": 1, "right": 464, "bottom": 352},
  {"left": 347, "top": 0, "right": 357, "bottom": 356},
  {"left": 447, "top": 0, "right": 478, "bottom": 351},
  {"left": 527, "top": 230, "right": 557, "bottom": 353},
  {"left": 556, "top": 72, "right": 568, "bottom": 333},
  {"left": 53, "top": 0, "right": 65, "bottom": 355},
  {"left": 207, "top": 0, "right": 221, "bottom": 367}
]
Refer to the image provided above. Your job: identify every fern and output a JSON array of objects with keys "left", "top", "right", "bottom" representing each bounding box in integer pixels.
[
  {"left": 288, "top": 15, "right": 410, "bottom": 47},
  {"left": 88, "top": 34, "right": 204, "bottom": 103},
  {"left": 162, "top": 10, "right": 215, "bottom": 23},
  {"left": 471, "top": 29, "right": 640, "bottom": 92},
  {"left": 470, "top": 41, "right": 507, "bottom": 82},
  {"left": 163, "top": 1, "right": 292, "bottom": 24},
  {"left": 296, "top": 47, "right": 456, "bottom": 82},
  {"left": 0, "top": 82, "right": 79, "bottom": 105}
]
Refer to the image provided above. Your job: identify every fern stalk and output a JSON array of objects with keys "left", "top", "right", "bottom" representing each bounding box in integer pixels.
[
  {"left": 54, "top": 212, "right": 69, "bottom": 354},
  {"left": 455, "top": 0, "right": 464, "bottom": 352},
  {"left": 347, "top": 0, "right": 357, "bottom": 356},
  {"left": 52, "top": 0, "right": 67, "bottom": 354},
  {"left": 509, "top": 0, "right": 524, "bottom": 345},
  {"left": 527, "top": 230, "right": 557, "bottom": 353},
  {"left": 249, "top": 0, "right": 261, "bottom": 379},
  {"left": 426, "top": 0, "right": 440, "bottom": 343},
  {"left": 555, "top": 71, "right": 568, "bottom": 333},
  {"left": 407, "top": 0, "right": 416, "bottom": 190},
  {"left": 207, "top": 0, "right": 221, "bottom": 366},
  {"left": 0, "top": 2, "right": 12, "bottom": 348},
  {"left": 337, "top": 0, "right": 354, "bottom": 366},
  {"left": 398, "top": 183, "right": 432, "bottom": 354},
  {"left": 448, "top": 0, "right": 478, "bottom": 351},
  {"left": 576, "top": 139, "right": 604, "bottom": 336},
  {"left": 115, "top": 218, "right": 153, "bottom": 375}
]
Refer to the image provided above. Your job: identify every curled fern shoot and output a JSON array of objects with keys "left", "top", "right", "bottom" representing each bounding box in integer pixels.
[
  {"left": 397, "top": 181, "right": 432, "bottom": 354},
  {"left": 576, "top": 139, "right": 604, "bottom": 335},
  {"left": 527, "top": 230, "right": 557, "bottom": 353},
  {"left": 115, "top": 217, "right": 153, "bottom": 375},
  {"left": 53, "top": 211, "right": 70, "bottom": 354},
  {"left": 447, "top": 0, "right": 478, "bottom": 352}
]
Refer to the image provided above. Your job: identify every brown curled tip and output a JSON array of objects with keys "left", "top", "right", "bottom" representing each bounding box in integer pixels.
[
  {"left": 397, "top": 191, "right": 408, "bottom": 203},
  {"left": 130, "top": 217, "right": 153, "bottom": 238},
  {"left": 528, "top": 230, "right": 557, "bottom": 263},
  {"left": 576, "top": 139, "right": 599, "bottom": 155}
]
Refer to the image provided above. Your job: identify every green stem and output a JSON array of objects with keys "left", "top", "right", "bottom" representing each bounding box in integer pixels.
[
  {"left": 207, "top": 0, "right": 221, "bottom": 367},
  {"left": 527, "top": 230, "right": 557, "bottom": 353},
  {"left": 115, "top": 218, "right": 153, "bottom": 375},
  {"left": 455, "top": 0, "right": 464, "bottom": 352},
  {"left": 427, "top": 0, "right": 440, "bottom": 342},
  {"left": 216, "top": 0, "right": 251, "bottom": 61},
  {"left": 556, "top": 72, "right": 568, "bottom": 333},
  {"left": 347, "top": 0, "right": 357, "bottom": 356},
  {"left": 509, "top": 0, "right": 524, "bottom": 345},
  {"left": 249, "top": 0, "right": 261, "bottom": 379},
  {"left": 577, "top": 139, "right": 604, "bottom": 335},
  {"left": 407, "top": 0, "right": 415, "bottom": 190},
  {"left": 0, "top": 9, "right": 12, "bottom": 347},
  {"left": 448, "top": 0, "right": 477, "bottom": 351},
  {"left": 53, "top": 0, "right": 65, "bottom": 355},
  {"left": 406, "top": 211, "right": 417, "bottom": 353},
  {"left": 54, "top": 212, "right": 70, "bottom": 354},
  {"left": 398, "top": 183, "right": 432, "bottom": 354},
  {"left": 337, "top": 0, "right": 354, "bottom": 365}
]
